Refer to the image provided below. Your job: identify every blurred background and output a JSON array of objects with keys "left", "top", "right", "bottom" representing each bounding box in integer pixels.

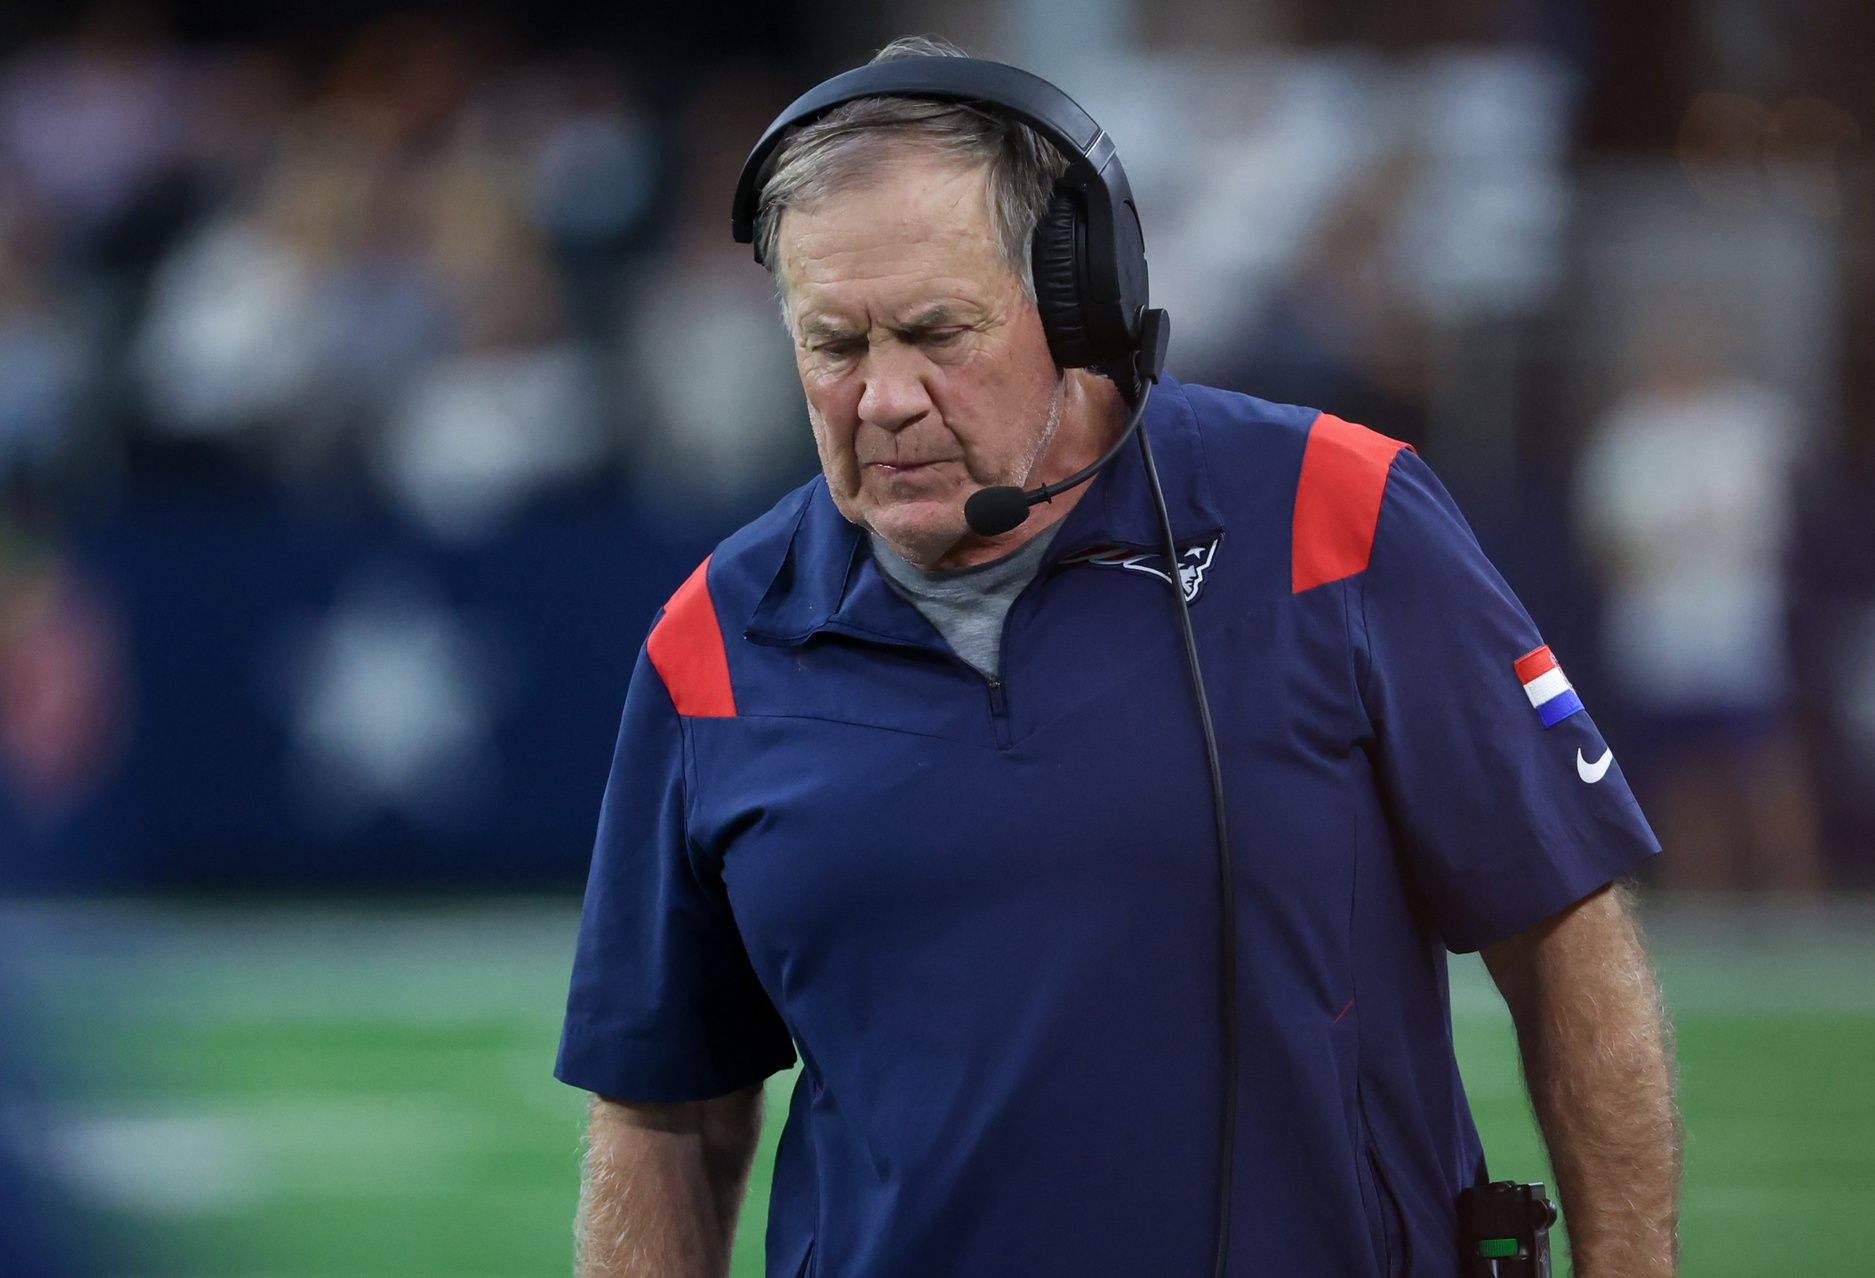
[{"left": 0, "top": 1, "right": 1871, "bottom": 1274}]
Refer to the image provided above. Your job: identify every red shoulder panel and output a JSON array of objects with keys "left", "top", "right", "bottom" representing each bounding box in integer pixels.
[
  {"left": 1291, "top": 413, "right": 1411, "bottom": 594},
  {"left": 646, "top": 556, "right": 736, "bottom": 718}
]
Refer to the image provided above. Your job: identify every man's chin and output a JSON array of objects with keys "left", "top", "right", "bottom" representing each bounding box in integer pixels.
[{"left": 864, "top": 509, "right": 968, "bottom": 569}]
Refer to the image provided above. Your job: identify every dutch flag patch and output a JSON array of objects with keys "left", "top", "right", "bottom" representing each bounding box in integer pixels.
[{"left": 1514, "top": 645, "right": 1585, "bottom": 728}]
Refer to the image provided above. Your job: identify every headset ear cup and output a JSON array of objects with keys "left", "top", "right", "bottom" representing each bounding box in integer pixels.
[{"left": 1031, "top": 191, "right": 1099, "bottom": 370}]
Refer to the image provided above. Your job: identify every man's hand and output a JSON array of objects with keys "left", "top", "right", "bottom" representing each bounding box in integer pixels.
[
  {"left": 576, "top": 1085, "right": 765, "bottom": 1278},
  {"left": 1481, "top": 884, "right": 1682, "bottom": 1277}
]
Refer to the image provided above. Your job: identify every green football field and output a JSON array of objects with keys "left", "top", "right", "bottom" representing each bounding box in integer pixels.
[{"left": 6, "top": 898, "right": 1872, "bottom": 1276}]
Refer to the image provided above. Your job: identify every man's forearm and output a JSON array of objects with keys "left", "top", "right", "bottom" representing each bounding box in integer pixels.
[
  {"left": 1484, "top": 886, "right": 1682, "bottom": 1277},
  {"left": 577, "top": 1087, "right": 764, "bottom": 1278}
]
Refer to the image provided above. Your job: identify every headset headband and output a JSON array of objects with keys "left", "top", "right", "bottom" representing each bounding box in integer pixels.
[{"left": 730, "top": 56, "right": 1125, "bottom": 260}]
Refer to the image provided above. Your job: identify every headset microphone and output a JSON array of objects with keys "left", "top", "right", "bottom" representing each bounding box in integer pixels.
[
  {"left": 961, "top": 486, "right": 1033, "bottom": 539},
  {"left": 963, "top": 378, "right": 1156, "bottom": 537}
]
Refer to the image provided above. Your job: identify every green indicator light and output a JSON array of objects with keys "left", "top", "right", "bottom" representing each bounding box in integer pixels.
[{"left": 1477, "top": 1238, "right": 1519, "bottom": 1258}]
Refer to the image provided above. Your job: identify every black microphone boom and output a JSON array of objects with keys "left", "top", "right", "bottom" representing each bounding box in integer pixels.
[{"left": 962, "top": 379, "right": 1155, "bottom": 537}]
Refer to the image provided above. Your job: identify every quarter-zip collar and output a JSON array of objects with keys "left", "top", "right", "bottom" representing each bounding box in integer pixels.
[{"left": 745, "top": 374, "right": 1224, "bottom": 648}]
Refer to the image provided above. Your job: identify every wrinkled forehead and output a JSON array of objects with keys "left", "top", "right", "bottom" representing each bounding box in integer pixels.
[{"left": 772, "top": 154, "right": 1013, "bottom": 307}]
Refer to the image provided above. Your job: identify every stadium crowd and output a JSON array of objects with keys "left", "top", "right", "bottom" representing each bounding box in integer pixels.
[{"left": 1, "top": 2, "right": 1873, "bottom": 886}]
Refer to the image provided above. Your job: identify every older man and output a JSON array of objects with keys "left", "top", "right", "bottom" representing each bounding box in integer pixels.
[{"left": 557, "top": 36, "right": 1680, "bottom": 1278}]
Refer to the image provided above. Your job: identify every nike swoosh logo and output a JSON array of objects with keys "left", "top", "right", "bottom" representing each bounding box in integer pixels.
[{"left": 1577, "top": 747, "right": 1614, "bottom": 783}]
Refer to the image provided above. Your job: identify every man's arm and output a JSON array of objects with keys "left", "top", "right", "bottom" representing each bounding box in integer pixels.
[
  {"left": 1481, "top": 883, "right": 1682, "bottom": 1277},
  {"left": 576, "top": 1085, "right": 765, "bottom": 1278}
]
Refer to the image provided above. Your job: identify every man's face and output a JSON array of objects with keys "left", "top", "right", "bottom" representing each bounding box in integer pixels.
[{"left": 775, "top": 155, "right": 1063, "bottom": 568}]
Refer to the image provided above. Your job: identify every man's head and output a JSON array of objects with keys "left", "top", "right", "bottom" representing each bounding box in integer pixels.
[{"left": 753, "top": 36, "right": 1083, "bottom": 568}]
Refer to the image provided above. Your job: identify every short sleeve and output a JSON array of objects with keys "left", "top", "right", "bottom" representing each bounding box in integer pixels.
[
  {"left": 1354, "top": 450, "right": 1660, "bottom": 953},
  {"left": 554, "top": 644, "right": 796, "bottom": 1101}
]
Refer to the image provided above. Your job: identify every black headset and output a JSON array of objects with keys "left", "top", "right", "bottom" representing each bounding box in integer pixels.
[{"left": 730, "top": 56, "right": 1169, "bottom": 402}]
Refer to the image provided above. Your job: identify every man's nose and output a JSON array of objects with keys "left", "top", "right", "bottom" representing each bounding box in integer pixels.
[{"left": 856, "top": 344, "right": 932, "bottom": 433}]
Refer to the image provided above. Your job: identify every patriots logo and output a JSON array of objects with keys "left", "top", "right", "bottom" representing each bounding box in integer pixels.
[{"left": 1066, "top": 536, "right": 1220, "bottom": 604}]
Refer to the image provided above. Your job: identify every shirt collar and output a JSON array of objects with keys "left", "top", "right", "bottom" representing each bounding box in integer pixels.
[{"left": 745, "top": 375, "right": 1223, "bottom": 647}]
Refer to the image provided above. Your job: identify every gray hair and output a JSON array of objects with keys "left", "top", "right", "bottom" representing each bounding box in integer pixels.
[{"left": 753, "top": 35, "right": 1069, "bottom": 303}]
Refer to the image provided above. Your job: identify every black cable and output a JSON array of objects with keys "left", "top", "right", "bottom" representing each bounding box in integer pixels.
[{"left": 1132, "top": 424, "right": 1239, "bottom": 1278}]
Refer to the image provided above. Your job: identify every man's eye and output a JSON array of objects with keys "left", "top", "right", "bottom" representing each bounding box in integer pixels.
[
  {"left": 918, "top": 327, "right": 966, "bottom": 346},
  {"left": 815, "top": 339, "right": 865, "bottom": 359}
]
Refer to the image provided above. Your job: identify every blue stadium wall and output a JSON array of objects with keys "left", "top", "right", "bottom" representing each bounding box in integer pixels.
[{"left": 2, "top": 488, "right": 758, "bottom": 893}]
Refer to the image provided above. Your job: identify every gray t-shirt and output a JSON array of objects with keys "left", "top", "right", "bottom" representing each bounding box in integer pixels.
[{"left": 868, "top": 521, "right": 1064, "bottom": 679}]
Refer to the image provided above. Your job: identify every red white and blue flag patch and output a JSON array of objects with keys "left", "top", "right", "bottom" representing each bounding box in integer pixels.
[{"left": 1514, "top": 645, "right": 1584, "bottom": 728}]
